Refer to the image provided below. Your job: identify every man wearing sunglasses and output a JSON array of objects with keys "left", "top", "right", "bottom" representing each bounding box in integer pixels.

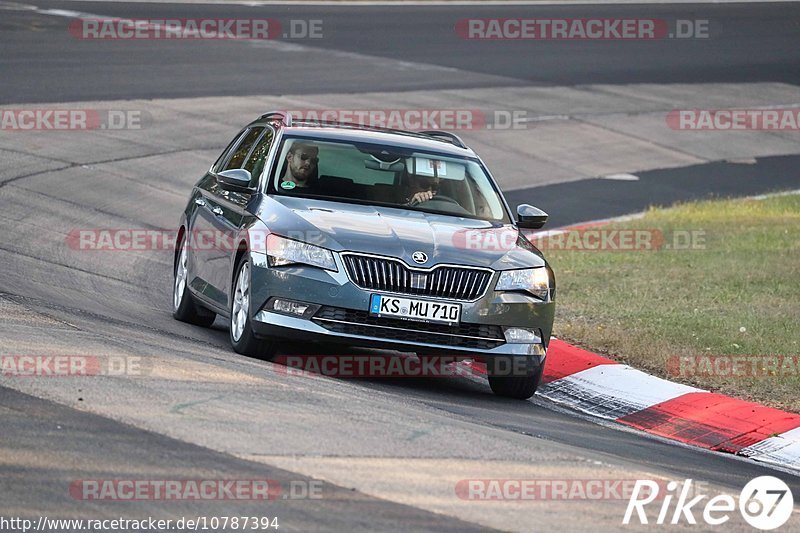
[{"left": 282, "top": 142, "right": 319, "bottom": 188}]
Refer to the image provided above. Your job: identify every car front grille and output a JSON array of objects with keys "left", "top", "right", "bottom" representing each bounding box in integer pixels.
[
  {"left": 342, "top": 254, "right": 492, "bottom": 301},
  {"left": 313, "top": 306, "right": 505, "bottom": 350}
]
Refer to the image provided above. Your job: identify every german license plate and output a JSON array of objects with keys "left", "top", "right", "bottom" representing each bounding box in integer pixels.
[{"left": 369, "top": 294, "right": 461, "bottom": 325}]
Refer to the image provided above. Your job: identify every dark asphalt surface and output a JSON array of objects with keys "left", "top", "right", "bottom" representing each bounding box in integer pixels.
[
  {"left": 507, "top": 154, "right": 800, "bottom": 227},
  {"left": 1, "top": 1, "right": 799, "bottom": 530},
  {"left": 1, "top": 1, "right": 799, "bottom": 103},
  {"left": 0, "top": 385, "right": 488, "bottom": 532},
  {"left": 3, "top": 290, "right": 800, "bottom": 518}
]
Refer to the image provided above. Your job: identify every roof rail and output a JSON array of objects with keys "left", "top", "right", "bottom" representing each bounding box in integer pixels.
[
  {"left": 292, "top": 119, "right": 387, "bottom": 131},
  {"left": 418, "top": 130, "right": 467, "bottom": 149},
  {"left": 271, "top": 117, "right": 471, "bottom": 150},
  {"left": 259, "top": 111, "right": 292, "bottom": 127},
  {"left": 291, "top": 118, "right": 429, "bottom": 138}
]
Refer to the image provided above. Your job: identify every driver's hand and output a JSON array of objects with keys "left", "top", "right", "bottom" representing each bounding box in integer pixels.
[{"left": 409, "top": 190, "right": 435, "bottom": 205}]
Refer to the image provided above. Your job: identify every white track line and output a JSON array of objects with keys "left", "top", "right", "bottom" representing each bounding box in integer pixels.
[
  {"left": 740, "top": 427, "right": 800, "bottom": 471},
  {"left": 539, "top": 364, "right": 705, "bottom": 420}
]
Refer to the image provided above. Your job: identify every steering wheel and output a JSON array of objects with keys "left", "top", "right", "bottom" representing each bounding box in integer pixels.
[
  {"left": 424, "top": 194, "right": 460, "bottom": 206},
  {"left": 421, "top": 194, "right": 470, "bottom": 215}
]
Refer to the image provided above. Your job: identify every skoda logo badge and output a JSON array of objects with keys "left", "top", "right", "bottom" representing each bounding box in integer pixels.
[{"left": 412, "top": 251, "right": 428, "bottom": 264}]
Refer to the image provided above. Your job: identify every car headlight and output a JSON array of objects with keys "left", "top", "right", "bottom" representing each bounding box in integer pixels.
[
  {"left": 266, "top": 234, "right": 337, "bottom": 271},
  {"left": 496, "top": 267, "right": 551, "bottom": 300}
]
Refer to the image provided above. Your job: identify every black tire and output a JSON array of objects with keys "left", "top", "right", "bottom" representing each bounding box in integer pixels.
[
  {"left": 229, "top": 255, "right": 277, "bottom": 360},
  {"left": 173, "top": 233, "right": 216, "bottom": 327},
  {"left": 488, "top": 364, "right": 543, "bottom": 400}
]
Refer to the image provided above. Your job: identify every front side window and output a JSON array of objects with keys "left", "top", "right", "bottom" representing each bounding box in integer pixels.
[{"left": 269, "top": 137, "right": 509, "bottom": 222}]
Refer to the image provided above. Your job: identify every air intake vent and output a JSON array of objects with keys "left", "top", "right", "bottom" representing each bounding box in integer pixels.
[{"left": 342, "top": 254, "right": 491, "bottom": 301}]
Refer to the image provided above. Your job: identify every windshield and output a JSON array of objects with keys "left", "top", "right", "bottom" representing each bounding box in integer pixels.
[{"left": 269, "top": 136, "right": 510, "bottom": 222}]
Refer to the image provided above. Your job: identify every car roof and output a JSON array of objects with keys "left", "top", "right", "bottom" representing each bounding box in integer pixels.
[{"left": 249, "top": 116, "right": 478, "bottom": 159}]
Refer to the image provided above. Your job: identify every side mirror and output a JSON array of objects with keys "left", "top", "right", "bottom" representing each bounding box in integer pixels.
[
  {"left": 516, "top": 204, "right": 548, "bottom": 229},
  {"left": 217, "top": 169, "right": 253, "bottom": 191}
]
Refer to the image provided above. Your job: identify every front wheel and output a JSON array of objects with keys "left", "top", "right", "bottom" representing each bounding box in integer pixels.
[
  {"left": 487, "top": 362, "right": 543, "bottom": 400},
  {"left": 173, "top": 234, "right": 216, "bottom": 327},
  {"left": 230, "top": 256, "right": 277, "bottom": 360}
]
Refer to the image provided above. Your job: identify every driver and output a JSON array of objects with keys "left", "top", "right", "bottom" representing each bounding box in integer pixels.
[
  {"left": 403, "top": 173, "right": 440, "bottom": 206},
  {"left": 281, "top": 142, "right": 319, "bottom": 188}
]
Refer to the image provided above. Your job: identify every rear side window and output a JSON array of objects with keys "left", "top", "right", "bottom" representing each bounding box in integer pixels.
[{"left": 221, "top": 127, "right": 264, "bottom": 171}]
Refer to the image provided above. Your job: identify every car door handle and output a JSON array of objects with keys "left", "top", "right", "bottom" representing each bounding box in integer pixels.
[
  {"left": 212, "top": 206, "right": 224, "bottom": 216},
  {"left": 195, "top": 198, "right": 206, "bottom": 207}
]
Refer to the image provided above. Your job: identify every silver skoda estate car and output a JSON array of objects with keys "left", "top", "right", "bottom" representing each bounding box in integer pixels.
[{"left": 173, "top": 112, "right": 555, "bottom": 399}]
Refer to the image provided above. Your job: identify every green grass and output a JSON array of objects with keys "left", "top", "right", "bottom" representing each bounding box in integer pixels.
[{"left": 546, "top": 192, "right": 800, "bottom": 412}]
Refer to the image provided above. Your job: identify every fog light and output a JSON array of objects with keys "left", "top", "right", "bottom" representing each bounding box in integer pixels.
[
  {"left": 503, "top": 327, "right": 542, "bottom": 344},
  {"left": 271, "top": 299, "right": 311, "bottom": 316}
]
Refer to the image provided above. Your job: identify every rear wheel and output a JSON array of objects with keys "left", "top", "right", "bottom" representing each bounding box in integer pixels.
[
  {"left": 173, "top": 234, "right": 216, "bottom": 327},
  {"left": 487, "top": 359, "right": 543, "bottom": 400},
  {"left": 230, "top": 255, "right": 277, "bottom": 360}
]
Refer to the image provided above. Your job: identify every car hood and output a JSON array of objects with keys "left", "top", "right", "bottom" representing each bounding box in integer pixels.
[{"left": 260, "top": 196, "right": 545, "bottom": 270}]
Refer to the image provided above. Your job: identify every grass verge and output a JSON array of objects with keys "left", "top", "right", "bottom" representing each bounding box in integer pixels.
[{"left": 544, "top": 192, "right": 800, "bottom": 413}]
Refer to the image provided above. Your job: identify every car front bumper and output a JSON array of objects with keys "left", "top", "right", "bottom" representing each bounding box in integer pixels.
[{"left": 248, "top": 250, "right": 555, "bottom": 364}]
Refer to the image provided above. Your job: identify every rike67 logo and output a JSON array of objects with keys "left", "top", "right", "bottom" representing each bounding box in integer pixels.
[{"left": 624, "top": 477, "right": 794, "bottom": 530}]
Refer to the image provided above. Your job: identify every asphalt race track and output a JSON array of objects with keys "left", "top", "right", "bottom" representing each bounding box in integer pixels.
[
  {"left": 3, "top": 1, "right": 800, "bottom": 102},
  {"left": 1, "top": 1, "right": 799, "bottom": 531}
]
